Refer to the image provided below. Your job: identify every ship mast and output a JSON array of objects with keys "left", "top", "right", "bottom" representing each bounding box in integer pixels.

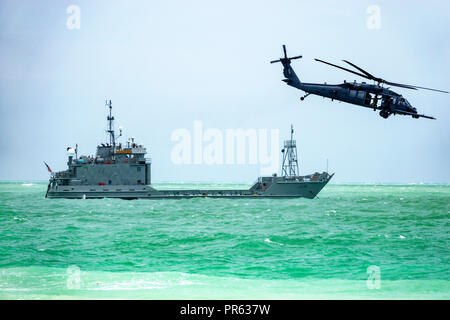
[
  {"left": 105, "top": 100, "right": 115, "bottom": 150},
  {"left": 281, "top": 124, "right": 299, "bottom": 178}
]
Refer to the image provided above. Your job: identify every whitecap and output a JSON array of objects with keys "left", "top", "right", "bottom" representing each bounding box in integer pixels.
[
  {"left": 21, "top": 183, "right": 33, "bottom": 187},
  {"left": 399, "top": 235, "right": 406, "bottom": 239},
  {"left": 264, "top": 238, "right": 283, "bottom": 246}
]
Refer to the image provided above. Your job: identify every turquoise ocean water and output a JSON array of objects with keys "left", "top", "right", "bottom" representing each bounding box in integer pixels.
[{"left": 0, "top": 181, "right": 448, "bottom": 299}]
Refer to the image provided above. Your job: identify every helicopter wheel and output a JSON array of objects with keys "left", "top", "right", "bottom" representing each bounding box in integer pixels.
[
  {"left": 300, "top": 97, "right": 304, "bottom": 101},
  {"left": 379, "top": 110, "right": 390, "bottom": 119}
]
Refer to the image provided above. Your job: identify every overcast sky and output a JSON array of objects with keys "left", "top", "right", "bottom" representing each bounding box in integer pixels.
[{"left": 0, "top": 0, "right": 449, "bottom": 183}]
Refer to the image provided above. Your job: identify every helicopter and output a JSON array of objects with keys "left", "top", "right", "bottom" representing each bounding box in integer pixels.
[{"left": 271, "top": 45, "right": 448, "bottom": 119}]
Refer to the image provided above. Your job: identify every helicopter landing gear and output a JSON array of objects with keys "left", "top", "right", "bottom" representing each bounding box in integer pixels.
[
  {"left": 300, "top": 93, "right": 310, "bottom": 101},
  {"left": 379, "top": 110, "right": 390, "bottom": 119}
]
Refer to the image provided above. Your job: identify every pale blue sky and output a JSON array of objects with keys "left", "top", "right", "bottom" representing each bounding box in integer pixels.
[{"left": 0, "top": 0, "right": 449, "bottom": 183}]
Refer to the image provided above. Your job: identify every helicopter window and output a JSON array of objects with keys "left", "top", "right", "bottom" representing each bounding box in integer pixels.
[
  {"left": 357, "top": 91, "right": 365, "bottom": 99},
  {"left": 349, "top": 90, "right": 357, "bottom": 98}
]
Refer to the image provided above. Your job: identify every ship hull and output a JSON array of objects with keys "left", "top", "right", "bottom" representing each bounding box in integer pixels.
[{"left": 45, "top": 175, "right": 333, "bottom": 200}]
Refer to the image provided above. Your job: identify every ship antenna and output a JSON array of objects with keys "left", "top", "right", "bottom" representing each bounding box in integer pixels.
[
  {"left": 105, "top": 100, "right": 115, "bottom": 150},
  {"left": 282, "top": 124, "right": 300, "bottom": 178}
]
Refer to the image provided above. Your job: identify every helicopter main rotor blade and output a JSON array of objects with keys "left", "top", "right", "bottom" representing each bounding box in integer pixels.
[
  {"left": 383, "top": 81, "right": 418, "bottom": 90},
  {"left": 342, "top": 60, "right": 383, "bottom": 82},
  {"left": 317, "top": 58, "right": 448, "bottom": 93},
  {"left": 404, "top": 85, "right": 448, "bottom": 93},
  {"left": 343, "top": 59, "right": 448, "bottom": 92},
  {"left": 383, "top": 80, "right": 449, "bottom": 92},
  {"left": 342, "top": 60, "right": 378, "bottom": 80},
  {"left": 314, "top": 58, "right": 369, "bottom": 80}
]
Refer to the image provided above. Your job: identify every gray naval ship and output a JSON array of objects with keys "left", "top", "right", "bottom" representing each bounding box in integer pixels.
[{"left": 46, "top": 101, "right": 333, "bottom": 199}]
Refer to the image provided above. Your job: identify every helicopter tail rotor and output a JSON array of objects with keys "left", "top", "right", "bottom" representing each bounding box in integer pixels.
[
  {"left": 271, "top": 45, "right": 303, "bottom": 84},
  {"left": 270, "top": 45, "right": 302, "bottom": 64}
]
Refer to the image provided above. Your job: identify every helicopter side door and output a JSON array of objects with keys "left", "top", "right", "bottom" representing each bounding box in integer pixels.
[{"left": 348, "top": 89, "right": 369, "bottom": 106}]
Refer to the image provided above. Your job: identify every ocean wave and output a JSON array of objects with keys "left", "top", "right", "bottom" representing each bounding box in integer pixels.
[{"left": 0, "top": 267, "right": 449, "bottom": 299}]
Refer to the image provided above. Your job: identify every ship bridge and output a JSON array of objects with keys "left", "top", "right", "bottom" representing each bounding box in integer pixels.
[{"left": 114, "top": 137, "right": 150, "bottom": 164}]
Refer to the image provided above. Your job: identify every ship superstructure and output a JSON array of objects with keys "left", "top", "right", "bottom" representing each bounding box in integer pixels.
[{"left": 46, "top": 102, "right": 333, "bottom": 199}]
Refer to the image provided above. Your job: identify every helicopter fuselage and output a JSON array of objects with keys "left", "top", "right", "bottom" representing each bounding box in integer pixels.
[{"left": 289, "top": 81, "right": 419, "bottom": 118}]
